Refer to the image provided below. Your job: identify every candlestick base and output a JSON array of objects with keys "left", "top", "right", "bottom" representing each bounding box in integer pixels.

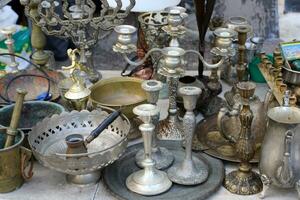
[
  {"left": 224, "top": 170, "right": 263, "bottom": 195},
  {"left": 126, "top": 163, "right": 172, "bottom": 195},
  {"left": 167, "top": 156, "right": 208, "bottom": 185},
  {"left": 158, "top": 116, "right": 184, "bottom": 140}
]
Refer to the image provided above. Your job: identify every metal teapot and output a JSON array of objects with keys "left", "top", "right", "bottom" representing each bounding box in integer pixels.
[
  {"left": 259, "top": 93, "right": 300, "bottom": 199},
  {"left": 217, "top": 90, "right": 273, "bottom": 144}
]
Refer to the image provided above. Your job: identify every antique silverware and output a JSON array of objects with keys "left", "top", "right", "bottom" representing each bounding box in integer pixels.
[
  {"left": 224, "top": 82, "right": 263, "bottom": 195},
  {"left": 135, "top": 80, "right": 174, "bottom": 169},
  {"left": 103, "top": 140, "right": 224, "bottom": 200},
  {"left": 259, "top": 91, "right": 300, "bottom": 199},
  {"left": 126, "top": 104, "right": 172, "bottom": 195},
  {"left": 28, "top": 109, "right": 130, "bottom": 185},
  {"left": 113, "top": 23, "right": 228, "bottom": 140},
  {"left": 89, "top": 77, "right": 147, "bottom": 140},
  {"left": 4, "top": 89, "right": 27, "bottom": 148},
  {"left": 167, "top": 86, "right": 208, "bottom": 185}
]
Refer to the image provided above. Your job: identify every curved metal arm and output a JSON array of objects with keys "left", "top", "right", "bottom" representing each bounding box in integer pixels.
[
  {"left": 185, "top": 49, "right": 224, "bottom": 69},
  {"left": 122, "top": 48, "right": 163, "bottom": 66}
]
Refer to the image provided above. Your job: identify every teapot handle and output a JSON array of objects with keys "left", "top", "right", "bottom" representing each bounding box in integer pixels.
[
  {"left": 275, "top": 130, "right": 294, "bottom": 187},
  {"left": 217, "top": 106, "right": 239, "bottom": 143}
]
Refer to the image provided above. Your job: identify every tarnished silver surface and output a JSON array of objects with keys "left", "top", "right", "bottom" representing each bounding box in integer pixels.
[
  {"left": 136, "top": 80, "right": 174, "bottom": 169},
  {"left": 126, "top": 104, "right": 172, "bottom": 196},
  {"left": 28, "top": 110, "right": 130, "bottom": 185},
  {"left": 167, "top": 86, "right": 208, "bottom": 185},
  {"left": 103, "top": 140, "right": 224, "bottom": 200},
  {"left": 259, "top": 99, "right": 300, "bottom": 198}
]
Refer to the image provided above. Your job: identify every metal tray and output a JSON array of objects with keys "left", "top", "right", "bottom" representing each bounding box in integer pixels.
[
  {"left": 103, "top": 140, "right": 224, "bottom": 200},
  {"left": 192, "top": 114, "right": 260, "bottom": 163}
]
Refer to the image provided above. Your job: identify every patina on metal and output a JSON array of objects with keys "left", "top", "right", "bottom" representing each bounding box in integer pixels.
[
  {"left": 63, "top": 49, "right": 91, "bottom": 111},
  {"left": 90, "top": 77, "right": 146, "bottom": 140},
  {"left": 193, "top": 114, "right": 260, "bottom": 163},
  {"left": 135, "top": 80, "right": 174, "bottom": 169},
  {"left": 21, "top": 0, "right": 136, "bottom": 82},
  {"left": 4, "top": 89, "right": 27, "bottom": 148},
  {"left": 0, "top": 128, "right": 33, "bottom": 193},
  {"left": 126, "top": 104, "right": 172, "bottom": 196},
  {"left": 103, "top": 140, "right": 224, "bottom": 200},
  {"left": 167, "top": 86, "right": 208, "bottom": 185},
  {"left": 259, "top": 91, "right": 300, "bottom": 199},
  {"left": 28, "top": 110, "right": 130, "bottom": 186},
  {"left": 224, "top": 82, "right": 263, "bottom": 195}
]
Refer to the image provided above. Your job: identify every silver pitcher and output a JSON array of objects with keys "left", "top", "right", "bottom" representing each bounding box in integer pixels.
[{"left": 259, "top": 93, "right": 300, "bottom": 198}]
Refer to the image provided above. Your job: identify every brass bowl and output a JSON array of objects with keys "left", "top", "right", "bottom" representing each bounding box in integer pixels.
[{"left": 90, "top": 77, "right": 147, "bottom": 139}]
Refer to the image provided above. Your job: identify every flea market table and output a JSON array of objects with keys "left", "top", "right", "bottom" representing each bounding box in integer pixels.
[{"left": 0, "top": 71, "right": 297, "bottom": 200}]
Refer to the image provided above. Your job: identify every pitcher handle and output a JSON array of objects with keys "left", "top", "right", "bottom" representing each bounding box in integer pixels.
[
  {"left": 275, "top": 130, "right": 294, "bottom": 187},
  {"left": 20, "top": 146, "right": 34, "bottom": 180}
]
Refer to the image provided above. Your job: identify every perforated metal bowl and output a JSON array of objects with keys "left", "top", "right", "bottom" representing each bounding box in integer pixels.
[{"left": 28, "top": 110, "right": 130, "bottom": 175}]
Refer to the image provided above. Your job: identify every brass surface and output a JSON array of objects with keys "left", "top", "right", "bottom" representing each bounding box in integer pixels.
[
  {"left": 193, "top": 114, "right": 260, "bottom": 163},
  {"left": 224, "top": 82, "right": 263, "bottom": 195},
  {"left": 0, "top": 129, "right": 33, "bottom": 193}
]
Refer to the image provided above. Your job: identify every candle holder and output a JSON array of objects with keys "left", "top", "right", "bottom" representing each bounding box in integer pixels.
[
  {"left": 224, "top": 81, "right": 263, "bottom": 195},
  {"left": 167, "top": 86, "right": 209, "bottom": 185},
  {"left": 135, "top": 80, "right": 174, "bottom": 169},
  {"left": 0, "top": 26, "right": 18, "bottom": 73},
  {"left": 126, "top": 104, "right": 172, "bottom": 195},
  {"left": 20, "top": 0, "right": 136, "bottom": 82},
  {"left": 113, "top": 24, "right": 227, "bottom": 140}
]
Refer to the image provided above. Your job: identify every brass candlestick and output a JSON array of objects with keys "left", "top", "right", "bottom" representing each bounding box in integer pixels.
[
  {"left": 236, "top": 26, "right": 251, "bottom": 82},
  {"left": 126, "top": 104, "right": 172, "bottom": 195},
  {"left": 20, "top": 0, "right": 49, "bottom": 66},
  {"left": 224, "top": 81, "right": 263, "bottom": 195},
  {"left": 135, "top": 80, "right": 174, "bottom": 169}
]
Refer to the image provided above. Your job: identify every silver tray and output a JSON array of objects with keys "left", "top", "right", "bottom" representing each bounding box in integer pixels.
[{"left": 103, "top": 140, "right": 224, "bottom": 200}]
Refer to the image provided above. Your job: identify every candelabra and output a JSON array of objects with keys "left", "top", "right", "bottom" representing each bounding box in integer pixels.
[
  {"left": 20, "top": 0, "right": 136, "bottom": 82},
  {"left": 113, "top": 23, "right": 229, "bottom": 140}
]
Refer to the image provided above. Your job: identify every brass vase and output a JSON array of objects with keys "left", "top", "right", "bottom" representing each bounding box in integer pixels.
[{"left": 224, "top": 82, "right": 263, "bottom": 195}]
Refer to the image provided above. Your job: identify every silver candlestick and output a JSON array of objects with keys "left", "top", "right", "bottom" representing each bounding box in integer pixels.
[
  {"left": 113, "top": 25, "right": 226, "bottom": 141},
  {"left": 135, "top": 80, "right": 174, "bottom": 169},
  {"left": 167, "top": 86, "right": 209, "bottom": 185},
  {"left": 0, "top": 26, "right": 18, "bottom": 73},
  {"left": 126, "top": 104, "right": 172, "bottom": 196}
]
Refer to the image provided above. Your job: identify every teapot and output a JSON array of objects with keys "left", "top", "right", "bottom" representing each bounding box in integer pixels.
[{"left": 259, "top": 93, "right": 300, "bottom": 199}]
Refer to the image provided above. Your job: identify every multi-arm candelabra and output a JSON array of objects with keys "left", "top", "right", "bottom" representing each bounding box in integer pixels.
[
  {"left": 20, "top": 0, "right": 136, "bottom": 82},
  {"left": 113, "top": 18, "right": 231, "bottom": 140}
]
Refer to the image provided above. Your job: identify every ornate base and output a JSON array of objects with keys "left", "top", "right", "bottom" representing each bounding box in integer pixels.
[
  {"left": 66, "top": 170, "right": 101, "bottom": 186},
  {"left": 224, "top": 170, "right": 263, "bottom": 195},
  {"left": 167, "top": 157, "right": 209, "bottom": 185},
  {"left": 126, "top": 168, "right": 172, "bottom": 196},
  {"left": 135, "top": 147, "right": 174, "bottom": 169},
  {"left": 157, "top": 116, "right": 183, "bottom": 141}
]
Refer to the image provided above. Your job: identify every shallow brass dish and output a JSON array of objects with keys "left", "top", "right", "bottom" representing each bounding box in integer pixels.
[
  {"left": 192, "top": 114, "right": 260, "bottom": 163},
  {"left": 89, "top": 77, "right": 147, "bottom": 139}
]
